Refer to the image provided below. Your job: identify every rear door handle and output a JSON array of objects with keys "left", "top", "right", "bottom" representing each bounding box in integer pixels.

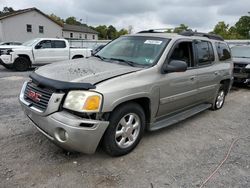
[{"left": 214, "top": 71, "right": 219, "bottom": 75}]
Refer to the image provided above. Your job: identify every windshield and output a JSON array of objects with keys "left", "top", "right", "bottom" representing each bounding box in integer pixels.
[
  {"left": 96, "top": 36, "right": 169, "bottom": 66},
  {"left": 22, "top": 38, "right": 40, "bottom": 46},
  {"left": 231, "top": 46, "right": 250, "bottom": 58}
]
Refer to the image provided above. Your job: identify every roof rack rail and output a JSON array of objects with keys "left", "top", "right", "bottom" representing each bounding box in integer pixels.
[
  {"left": 137, "top": 28, "right": 175, "bottom": 34},
  {"left": 137, "top": 29, "right": 163, "bottom": 34},
  {"left": 179, "top": 31, "right": 224, "bottom": 41}
]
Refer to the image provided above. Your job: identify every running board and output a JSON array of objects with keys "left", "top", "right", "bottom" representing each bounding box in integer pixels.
[{"left": 150, "top": 103, "right": 212, "bottom": 131}]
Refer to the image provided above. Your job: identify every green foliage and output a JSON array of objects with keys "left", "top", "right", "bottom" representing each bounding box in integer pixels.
[
  {"left": 228, "top": 26, "right": 244, "bottom": 39},
  {"left": 118, "top": 29, "right": 128, "bottom": 36},
  {"left": 212, "top": 21, "right": 230, "bottom": 39},
  {"left": 94, "top": 25, "right": 128, "bottom": 40},
  {"left": 49, "top": 13, "right": 64, "bottom": 26},
  {"left": 94, "top": 25, "right": 108, "bottom": 39},
  {"left": 163, "top": 24, "right": 190, "bottom": 34},
  {"left": 173, "top": 24, "right": 189, "bottom": 33},
  {"left": 235, "top": 16, "right": 250, "bottom": 39},
  {"left": 0, "top": 6, "right": 15, "bottom": 15},
  {"left": 212, "top": 16, "right": 250, "bottom": 39},
  {"left": 65, "top": 16, "right": 81, "bottom": 25},
  {"left": 107, "top": 25, "right": 117, "bottom": 39}
]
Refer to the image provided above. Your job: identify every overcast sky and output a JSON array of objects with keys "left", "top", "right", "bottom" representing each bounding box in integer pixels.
[{"left": 1, "top": 0, "right": 250, "bottom": 32}]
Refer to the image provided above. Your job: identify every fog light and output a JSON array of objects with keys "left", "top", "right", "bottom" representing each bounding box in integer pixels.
[{"left": 55, "top": 128, "right": 68, "bottom": 142}]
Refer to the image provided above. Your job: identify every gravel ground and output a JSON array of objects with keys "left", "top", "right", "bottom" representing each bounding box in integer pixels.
[{"left": 0, "top": 66, "right": 249, "bottom": 188}]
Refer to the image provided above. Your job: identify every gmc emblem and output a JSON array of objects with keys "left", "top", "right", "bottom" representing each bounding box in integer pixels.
[{"left": 27, "top": 90, "right": 41, "bottom": 102}]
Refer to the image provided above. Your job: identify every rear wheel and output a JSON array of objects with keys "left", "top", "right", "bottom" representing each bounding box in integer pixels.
[
  {"left": 13, "top": 57, "right": 30, "bottom": 71},
  {"left": 212, "top": 85, "right": 226, "bottom": 110},
  {"left": 102, "top": 103, "right": 145, "bottom": 156},
  {"left": 72, "top": 55, "right": 83, "bottom": 59}
]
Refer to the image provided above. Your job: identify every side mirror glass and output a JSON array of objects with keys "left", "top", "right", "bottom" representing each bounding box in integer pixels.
[{"left": 162, "top": 60, "right": 187, "bottom": 73}]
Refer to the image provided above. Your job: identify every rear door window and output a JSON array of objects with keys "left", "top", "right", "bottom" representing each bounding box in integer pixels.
[
  {"left": 215, "top": 42, "right": 231, "bottom": 61},
  {"left": 52, "top": 40, "right": 66, "bottom": 48},
  {"left": 195, "top": 41, "right": 215, "bottom": 66}
]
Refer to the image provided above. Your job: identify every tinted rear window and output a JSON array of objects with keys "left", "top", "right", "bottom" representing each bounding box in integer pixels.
[
  {"left": 196, "top": 41, "right": 215, "bottom": 65},
  {"left": 53, "top": 41, "right": 66, "bottom": 48},
  {"left": 215, "top": 42, "right": 231, "bottom": 61}
]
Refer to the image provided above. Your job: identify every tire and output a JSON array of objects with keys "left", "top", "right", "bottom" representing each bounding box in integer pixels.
[
  {"left": 13, "top": 57, "right": 30, "bottom": 71},
  {"left": 211, "top": 84, "right": 226, "bottom": 110},
  {"left": 102, "top": 102, "right": 146, "bottom": 156}
]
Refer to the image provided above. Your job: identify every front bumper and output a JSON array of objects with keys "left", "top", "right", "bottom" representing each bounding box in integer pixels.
[
  {"left": 233, "top": 64, "right": 250, "bottom": 84},
  {"left": 19, "top": 83, "right": 109, "bottom": 154},
  {"left": 0, "top": 57, "right": 11, "bottom": 68},
  {"left": 0, "top": 55, "right": 12, "bottom": 68},
  {"left": 233, "top": 73, "right": 250, "bottom": 84}
]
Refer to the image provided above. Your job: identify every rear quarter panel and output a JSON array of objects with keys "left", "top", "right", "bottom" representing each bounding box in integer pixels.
[{"left": 70, "top": 48, "right": 92, "bottom": 58}]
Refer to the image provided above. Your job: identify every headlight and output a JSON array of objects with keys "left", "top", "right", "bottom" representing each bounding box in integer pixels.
[{"left": 63, "top": 91, "right": 102, "bottom": 113}]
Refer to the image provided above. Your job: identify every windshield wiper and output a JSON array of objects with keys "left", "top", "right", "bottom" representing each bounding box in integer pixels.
[
  {"left": 234, "top": 56, "right": 250, "bottom": 58},
  {"left": 109, "top": 58, "right": 136, "bottom": 67},
  {"left": 94, "top": 54, "right": 105, "bottom": 60}
]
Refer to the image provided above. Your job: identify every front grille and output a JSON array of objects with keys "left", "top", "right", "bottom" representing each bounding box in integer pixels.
[
  {"left": 234, "top": 63, "right": 247, "bottom": 73},
  {"left": 24, "top": 82, "right": 54, "bottom": 111}
]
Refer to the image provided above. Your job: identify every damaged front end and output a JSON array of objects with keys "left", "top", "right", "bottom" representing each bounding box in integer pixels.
[
  {"left": 19, "top": 72, "right": 109, "bottom": 154},
  {"left": 233, "top": 63, "right": 250, "bottom": 84}
]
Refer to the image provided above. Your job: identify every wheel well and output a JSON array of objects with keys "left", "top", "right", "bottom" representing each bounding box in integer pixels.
[
  {"left": 112, "top": 98, "right": 151, "bottom": 125},
  {"left": 220, "top": 79, "right": 231, "bottom": 95},
  {"left": 72, "top": 55, "right": 84, "bottom": 59},
  {"left": 17, "top": 55, "right": 31, "bottom": 66}
]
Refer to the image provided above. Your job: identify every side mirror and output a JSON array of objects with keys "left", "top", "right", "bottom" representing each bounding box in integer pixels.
[
  {"left": 35, "top": 44, "right": 42, "bottom": 49},
  {"left": 162, "top": 60, "right": 188, "bottom": 73}
]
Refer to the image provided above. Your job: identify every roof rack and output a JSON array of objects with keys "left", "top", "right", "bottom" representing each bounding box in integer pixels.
[
  {"left": 137, "top": 29, "right": 224, "bottom": 41},
  {"left": 137, "top": 28, "right": 175, "bottom": 34},
  {"left": 137, "top": 29, "right": 164, "bottom": 34},
  {"left": 179, "top": 31, "right": 224, "bottom": 41}
]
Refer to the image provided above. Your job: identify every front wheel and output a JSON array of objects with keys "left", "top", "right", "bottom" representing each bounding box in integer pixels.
[
  {"left": 102, "top": 103, "right": 146, "bottom": 156},
  {"left": 13, "top": 57, "right": 30, "bottom": 71},
  {"left": 212, "top": 85, "right": 226, "bottom": 110}
]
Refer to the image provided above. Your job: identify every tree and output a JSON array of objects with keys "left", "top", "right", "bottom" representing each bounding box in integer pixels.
[
  {"left": 65, "top": 16, "right": 81, "bottom": 25},
  {"left": 117, "top": 29, "right": 128, "bottom": 36},
  {"left": 0, "top": 6, "right": 14, "bottom": 15},
  {"left": 235, "top": 16, "right": 250, "bottom": 39},
  {"left": 95, "top": 25, "right": 108, "bottom": 39},
  {"left": 107, "top": 25, "right": 117, "bottom": 39},
  {"left": 173, "top": 24, "right": 189, "bottom": 33},
  {"left": 212, "top": 21, "right": 230, "bottom": 39},
  {"left": 228, "top": 26, "right": 244, "bottom": 39},
  {"left": 48, "top": 13, "right": 64, "bottom": 26}
]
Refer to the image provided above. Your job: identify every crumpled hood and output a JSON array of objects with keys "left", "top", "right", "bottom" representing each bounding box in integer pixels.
[
  {"left": 233, "top": 57, "right": 250, "bottom": 64},
  {"left": 35, "top": 57, "right": 142, "bottom": 84}
]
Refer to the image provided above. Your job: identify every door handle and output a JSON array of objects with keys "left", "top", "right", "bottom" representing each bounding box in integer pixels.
[{"left": 214, "top": 71, "right": 219, "bottom": 75}]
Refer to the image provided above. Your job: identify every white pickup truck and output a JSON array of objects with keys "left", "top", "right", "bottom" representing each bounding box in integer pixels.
[{"left": 0, "top": 38, "right": 92, "bottom": 71}]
